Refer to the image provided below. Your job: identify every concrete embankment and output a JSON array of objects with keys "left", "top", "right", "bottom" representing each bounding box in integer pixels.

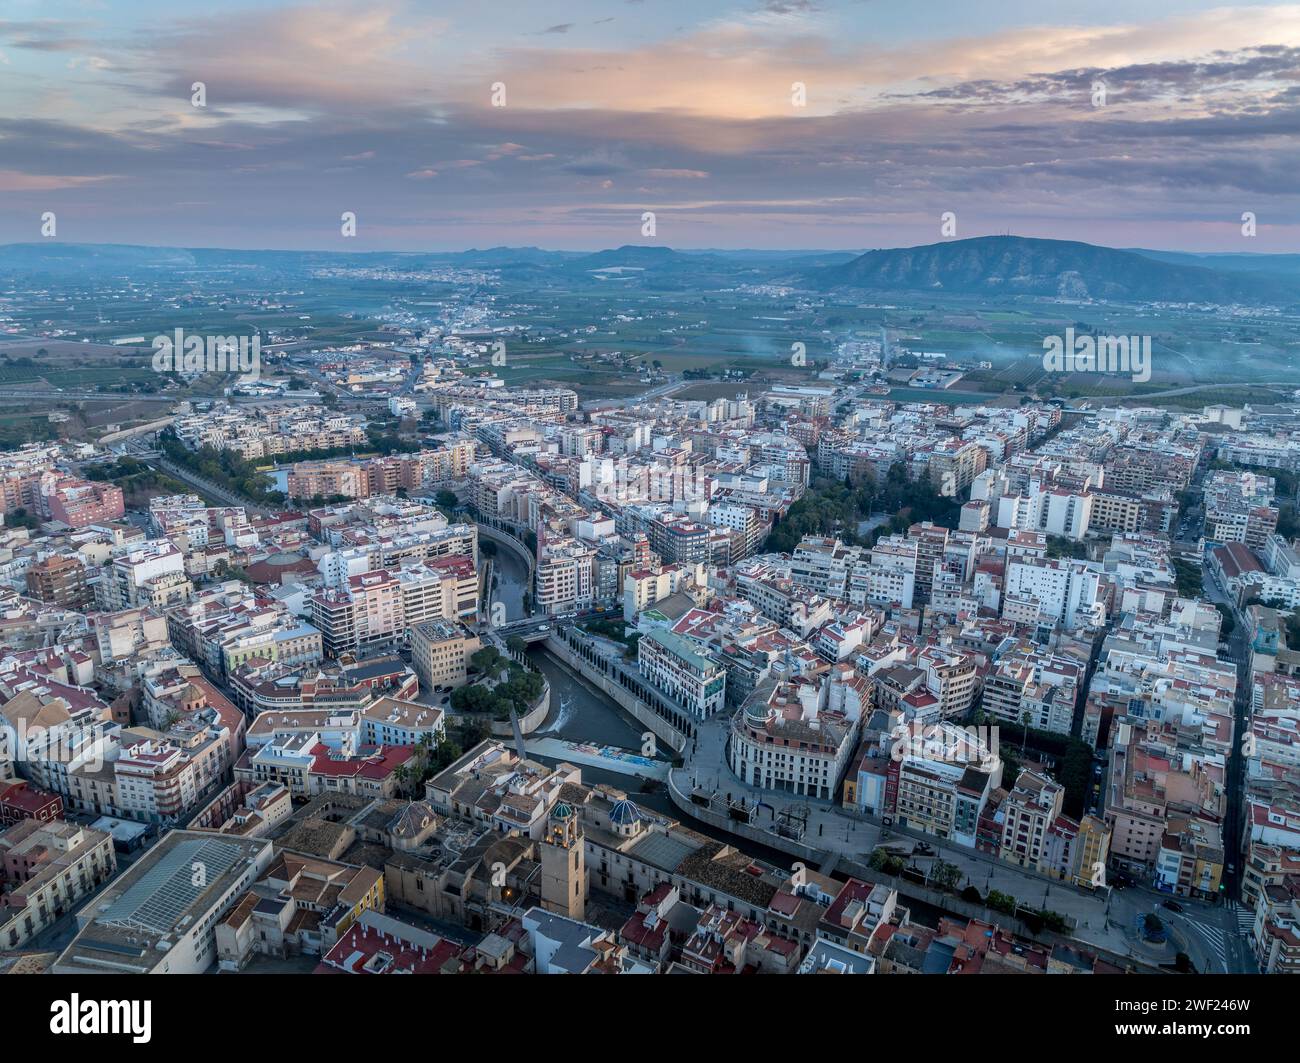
[{"left": 542, "top": 635, "right": 687, "bottom": 754}]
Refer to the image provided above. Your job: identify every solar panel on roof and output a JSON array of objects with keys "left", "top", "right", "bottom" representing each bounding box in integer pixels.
[{"left": 99, "top": 838, "right": 245, "bottom": 935}]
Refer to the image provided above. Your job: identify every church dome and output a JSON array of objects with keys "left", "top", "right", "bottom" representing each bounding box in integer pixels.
[{"left": 609, "top": 798, "right": 643, "bottom": 827}]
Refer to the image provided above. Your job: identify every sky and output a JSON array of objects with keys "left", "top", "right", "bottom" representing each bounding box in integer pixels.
[{"left": 1, "top": 0, "right": 1298, "bottom": 252}]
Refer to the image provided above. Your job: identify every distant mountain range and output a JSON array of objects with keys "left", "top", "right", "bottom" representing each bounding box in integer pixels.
[
  {"left": 807, "top": 236, "right": 1297, "bottom": 304},
  {"left": 0, "top": 236, "right": 1294, "bottom": 306},
  {"left": 1124, "top": 248, "right": 1300, "bottom": 279}
]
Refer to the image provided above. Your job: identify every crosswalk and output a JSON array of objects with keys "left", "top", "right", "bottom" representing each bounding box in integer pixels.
[
  {"left": 1176, "top": 904, "right": 1255, "bottom": 972},
  {"left": 1227, "top": 899, "right": 1256, "bottom": 936},
  {"left": 1185, "top": 920, "right": 1230, "bottom": 970}
]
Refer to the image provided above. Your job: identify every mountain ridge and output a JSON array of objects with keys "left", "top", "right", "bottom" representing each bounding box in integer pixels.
[
  {"left": 805, "top": 235, "right": 1296, "bottom": 305},
  {"left": 1, "top": 236, "right": 1295, "bottom": 305}
]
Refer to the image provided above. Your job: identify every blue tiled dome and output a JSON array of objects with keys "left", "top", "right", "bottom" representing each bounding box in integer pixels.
[{"left": 609, "top": 798, "right": 643, "bottom": 826}]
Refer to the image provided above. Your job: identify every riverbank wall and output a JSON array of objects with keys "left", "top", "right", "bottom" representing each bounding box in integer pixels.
[{"left": 542, "top": 635, "right": 687, "bottom": 754}]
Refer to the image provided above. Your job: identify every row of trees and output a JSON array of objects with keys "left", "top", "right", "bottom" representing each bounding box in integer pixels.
[
  {"left": 391, "top": 720, "right": 495, "bottom": 796},
  {"left": 1045, "top": 535, "right": 1088, "bottom": 560},
  {"left": 159, "top": 429, "right": 287, "bottom": 506},
  {"left": 866, "top": 849, "right": 1069, "bottom": 936},
  {"left": 765, "top": 462, "right": 961, "bottom": 554},
  {"left": 581, "top": 618, "right": 635, "bottom": 644},
  {"left": 1172, "top": 557, "right": 1203, "bottom": 597},
  {"left": 160, "top": 422, "right": 424, "bottom": 509},
  {"left": 966, "top": 712, "right": 1095, "bottom": 821},
  {"left": 447, "top": 646, "right": 546, "bottom": 721}
]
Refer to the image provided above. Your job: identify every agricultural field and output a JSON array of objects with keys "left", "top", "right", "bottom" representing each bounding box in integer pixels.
[{"left": 3, "top": 251, "right": 1298, "bottom": 413}]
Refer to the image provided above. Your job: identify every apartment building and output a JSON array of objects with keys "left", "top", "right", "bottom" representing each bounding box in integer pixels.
[
  {"left": 928, "top": 438, "right": 988, "bottom": 497},
  {"left": 789, "top": 535, "right": 859, "bottom": 598},
  {"left": 886, "top": 721, "right": 1003, "bottom": 847},
  {"left": 25, "top": 554, "right": 91, "bottom": 608},
  {"left": 729, "top": 680, "right": 857, "bottom": 800},
  {"left": 409, "top": 620, "right": 481, "bottom": 691},
  {"left": 0, "top": 446, "right": 55, "bottom": 516},
  {"left": 1204, "top": 469, "right": 1279, "bottom": 550},
  {"left": 536, "top": 538, "right": 596, "bottom": 614},
  {"left": 1105, "top": 721, "right": 1227, "bottom": 880},
  {"left": 1088, "top": 488, "right": 1177, "bottom": 537},
  {"left": 349, "top": 570, "right": 404, "bottom": 650},
  {"left": 114, "top": 739, "right": 205, "bottom": 824},
  {"left": 917, "top": 646, "right": 980, "bottom": 721},
  {"left": 393, "top": 556, "right": 479, "bottom": 627},
  {"left": 646, "top": 513, "right": 711, "bottom": 566},
  {"left": 981, "top": 647, "right": 1082, "bottom": 736},
  {"left": 997, "top": 770, "right": 1064, "bottom": 872},
  {"left": 309, "top": 590, "right": 358, "bottom": 658},
  {"left": 707, "top": 502, "right": 767, "bottom": 561},
  {"left": 637, "top": 627, "right": 726, "bottom": 718},
  {"left": 0, "top": 819, "right": 116, "bottom": 950},
  {"left": 309, "top": 569, "right": 406, "bottom": 657},
  {"left": 1254, "top": 880, "right": 1300, "bottom": 974},
  {"left": 360, "top": 697, "right": 445, "bottom": 748},
  {"left": 230, "top": 656, "right": 418, "bottom": 718},
  {"left": 995, "top": 480, "right": 1093, "bottom": 541},
  {"left": 733, "top": 562, "right": 835, "bottom": 638},
  {"left": 44, "top": 477, "right": 125, "bottom": 528},
  {"left": 103, "top": 539, "right": 191, "bottom": 611},
  {"left": 1004, "top": 556, "right": 1103, "bottom": 631},
  {"left": 287, "top": 459, "right": 367, "bottom": 501},
  {"left": 1155, "top": 816, "right": 1224, "bottom": 898},
  {"left": 623, "top": 561, "right": 704, "bottom": 623},
  {"left": 0, "top": 780, "right": 64, "bottom": 825}
]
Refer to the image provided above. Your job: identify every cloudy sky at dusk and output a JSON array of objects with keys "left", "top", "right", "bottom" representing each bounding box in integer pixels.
[{"left": 2, "top": 0, "right": 1298, "bottom": 251}]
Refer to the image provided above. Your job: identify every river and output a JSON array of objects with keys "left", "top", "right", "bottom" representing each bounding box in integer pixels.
[
  {"left": 491, "top": 541, "right": 683, "bottom": 817},
  {"left": 490, "top": 529, "right": 828, "bottom": 867},
  {"left": 485, "top": 534, "right": 527, "bottom": 623},
  {"left": 491, "top": 543, "right": 641, "bottom": 746}
]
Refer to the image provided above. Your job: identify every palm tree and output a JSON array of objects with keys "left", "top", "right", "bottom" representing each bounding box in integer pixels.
[{"left": 1020, "top": 711, "right": 1031, "bottom": 754}]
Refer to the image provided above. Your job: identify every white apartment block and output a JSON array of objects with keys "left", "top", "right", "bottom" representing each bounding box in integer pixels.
[
  {"left": 637, "top": 627, "right": 726, "bottom": 718},
  {"left": 995, "top": 480, "right": 1092, "bottom": 541},
  {"left": 1004, "top": 556, "right": 1103, "bottom": 630}
]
